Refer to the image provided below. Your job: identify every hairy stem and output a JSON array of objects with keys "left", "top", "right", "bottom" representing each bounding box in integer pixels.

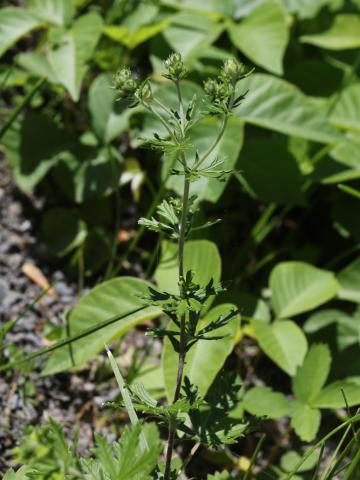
[
  {"left": 163, "top": 177, "right": 190, "bottom": 480},
  {"left": 194, "top": 114, "right": 228, "bottom": 170}
]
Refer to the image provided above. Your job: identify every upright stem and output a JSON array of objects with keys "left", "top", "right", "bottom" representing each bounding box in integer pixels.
[
  {"left": 194, "top": 115, "right": 228, "bottom": 169},
  {"left": 163, "top": 177, "right": 190, "bottom": 480}
]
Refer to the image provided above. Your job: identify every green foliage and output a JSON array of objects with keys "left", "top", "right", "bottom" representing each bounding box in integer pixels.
[
  {"left": 269, "top": 262, "right": 339, "bottom": 319},
  {"left": 3, "top": 0, "right": 360, "bottom": 478},
  {"left": 301, "top": 15, "right": 360, "bottom": 50},
  {"left": 80, "top": 423, "right": 161, "bottom": 479},
  {"left": 43, "top": 278, "right": 162, "bottom": 374},
  {"left": 228, "top": 0, "right": 288, "bottom": 74}
]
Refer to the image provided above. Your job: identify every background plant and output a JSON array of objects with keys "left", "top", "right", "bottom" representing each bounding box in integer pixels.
[{"left": 1, "top": 0, "right": 360, "bottom": 478}]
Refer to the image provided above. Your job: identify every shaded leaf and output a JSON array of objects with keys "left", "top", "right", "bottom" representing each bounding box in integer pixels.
[
  {"left": 88, "top": 74, "right": 132, "bottom": 144},
  {"left": 236, "top": 138, "right": 304, "bottom": 204},
  {"left": 1, "top": 113, "right": 74, "bottom": 191},
  {"left": 41, "top": 208, "right": 87, "bottom": 256}
]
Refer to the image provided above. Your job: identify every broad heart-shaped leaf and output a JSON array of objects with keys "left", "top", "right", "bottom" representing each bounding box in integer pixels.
[
  {"left": 17, "top": 52, "right": 59, "bottom": 83},
  {"left": 252, "top": 320, "right": 308, "bottom": 376},
  {"left": 270, "top": 262, "right": 339, "bottom": 319},
  {"left": 43, "top": 277, "right": 162, "bottom": 375},
  {"left": 163, "top": 117, "right": 244, "bottom": 203},
  {"left": 234, "top": 74, "right": 342, "bottom": 144},
  {"left": 0, "top": 8, "right": 41, "bottom": 59},
  {"left": 301, "top": 15, "right": 360, "bottom": 50},
  {"left": 48, "top": 12, "right": 103, "bottom": 101},
  {"left": 154, "top": 239, "right": 221, "bottom": 313},
  {"left": 88, "top": 74, "right": 132, "bottom": 144},
  {"left": 162, "top": 11, "right": 223, "bottom": 61},
  {"left": 243, "top": 387, "right": 290, "bottom": 419},
  {"left": 330, "top": 84, "right": 360, "bottom": 132},
  {"left": 236, "top": 138, "right": 304, "bottom": 205},
  {"left": 311, "top": 380, "right": 360, "bottom": 409},
  {"left": 1, "top": 113, "right": 75, "bottom": 191},
  {"left": 292, "top": 344, "right": 331, "bottom": 403},
  {"left": 227, "top": 0, "right": 288, "bottom": 75},
  {"left": 338, "top": 256, "right": 360, "bottom": 303},
  {"left": 162, "top": 304, "right": 239, "bottom": 400},
  {"left": 290, "top": 401, "right": 321, "bottom": 442},
  {"left": 28, "top": 0, "right": 75, "bottom": 27}
]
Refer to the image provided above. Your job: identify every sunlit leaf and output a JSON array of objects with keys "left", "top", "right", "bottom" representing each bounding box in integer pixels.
[
  {"left": 43, "top": 278, "right": 162, "bottom": 375},
  {"left": 228, "top": 0, "right": 289, "bottom": 75},
  {"left": 292, "top": 344, "right": 331, "bottom": 403},
  {"left": 48, "top": 12, "right": 103, "bottom": 101},
  {"left": 301, "top": 15, "right": 360, "bottom": 50},
  {"left": 252, "top": 319, "right": 308, "bottom": 376},
  {"left": 270, "top": 262, "right": 339, "bottom": 318},
  {"left": 0, "top": 8, "right": 41, "bottom": 59},
  {"left": 243, "top": 386, "right": 290, "bottom": 419},
  {"left": 290, "top": 401, "right": 321, "bottom": 442},
  {"left": 234, "top": 74, "right": 342, "bottom": 143}
]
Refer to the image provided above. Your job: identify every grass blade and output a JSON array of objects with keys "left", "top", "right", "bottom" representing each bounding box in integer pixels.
[{"left": 105, "top": 345, "right": 148, "bottom": 452}]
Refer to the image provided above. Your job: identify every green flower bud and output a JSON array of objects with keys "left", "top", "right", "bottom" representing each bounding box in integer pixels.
[
  {"left": 163, "top": 52, "right": 187, "bottom": 81},
  {"left": 135, "top": 81, "right": 153, "bottom": 104},
  {"left": 221, "top": 59, "right": 246, "bottom": 83},
  {"left": 204, "top": 78, "right": 234, "bottom": 103},
  {"left": 113, "top": 67, "right": 138, "bottom": 101}
]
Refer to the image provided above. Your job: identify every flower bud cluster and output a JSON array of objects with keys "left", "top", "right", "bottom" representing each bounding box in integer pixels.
[
  {"left": 204, "top": 78, "right": 234, "bottom": 104},
  {"left": 135, "top": 81, "right": 152, "bottom": 105},
  {"left": 204, "top": 58, "right": 247, "bottom": 114},
  {"left": 163, "top": 53, "right": 187, "bottom": 81},
  {"left": 221, "top": 59, "right": 247, "bottom": 84},
  {"left": 113, "top": 67, "right": 138, "bottom": 101},
  {"left": 113, "top": 68, "right": 153, "bottom": 106}
]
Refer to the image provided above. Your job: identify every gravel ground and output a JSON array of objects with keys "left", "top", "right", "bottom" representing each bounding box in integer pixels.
[{"left": 0, "top": 158, "right": 125, "bottom": 472}]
